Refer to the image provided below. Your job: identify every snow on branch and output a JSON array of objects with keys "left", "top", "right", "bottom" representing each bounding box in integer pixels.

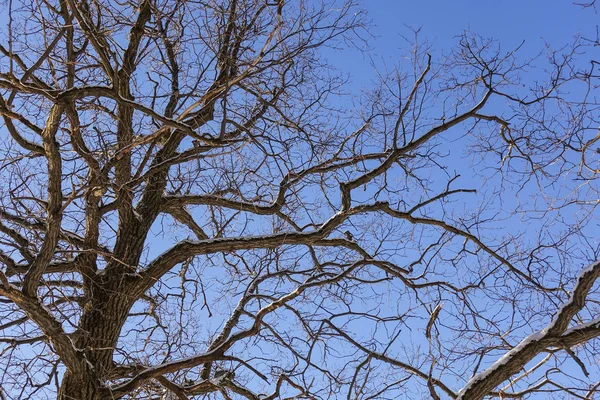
[{"left": 457, "top": 261, "right": 600, "bottom": 400}]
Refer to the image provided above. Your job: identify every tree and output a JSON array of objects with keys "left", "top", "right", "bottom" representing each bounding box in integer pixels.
[{"left": 0, "top": 0, "right": 598, "bottom": 399}]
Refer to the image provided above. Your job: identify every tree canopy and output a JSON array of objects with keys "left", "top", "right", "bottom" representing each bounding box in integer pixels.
[{"left": 0, "top": 0, "right": 599, "bottom": 399}]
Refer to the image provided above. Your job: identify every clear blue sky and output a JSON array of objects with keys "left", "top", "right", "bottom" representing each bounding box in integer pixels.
[{"left": 333, "top": 1, "right": 596, "bottom": 87}]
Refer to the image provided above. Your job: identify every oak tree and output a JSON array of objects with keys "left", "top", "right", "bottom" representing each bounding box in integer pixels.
[{"left": 0, "top": 0, "right": 599, "bottom": 399}]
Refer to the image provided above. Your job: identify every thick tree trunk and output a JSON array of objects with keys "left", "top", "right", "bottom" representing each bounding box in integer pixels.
[
  {"left": 58, "top": 285, "right": 135, "bottom": 399},
  {"left": 58, "top": 371, "right": 104, "bottom": 400}
]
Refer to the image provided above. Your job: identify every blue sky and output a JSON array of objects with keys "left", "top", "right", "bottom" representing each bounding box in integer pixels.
[{"left": 332, "top": 1, "right": 597, "bottom": 87}]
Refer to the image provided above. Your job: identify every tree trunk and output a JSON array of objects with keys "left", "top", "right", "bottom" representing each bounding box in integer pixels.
[
  {"left": 58, "top": 371, "right": 103, "bottom": 400},
  {"left": 58, "top": 287, "right": 134, "bottom": 399}
]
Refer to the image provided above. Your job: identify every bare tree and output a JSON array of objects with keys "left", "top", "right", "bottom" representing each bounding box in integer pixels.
[{"left": 0, "top": 0, "right": 599, "bottom": 399}]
